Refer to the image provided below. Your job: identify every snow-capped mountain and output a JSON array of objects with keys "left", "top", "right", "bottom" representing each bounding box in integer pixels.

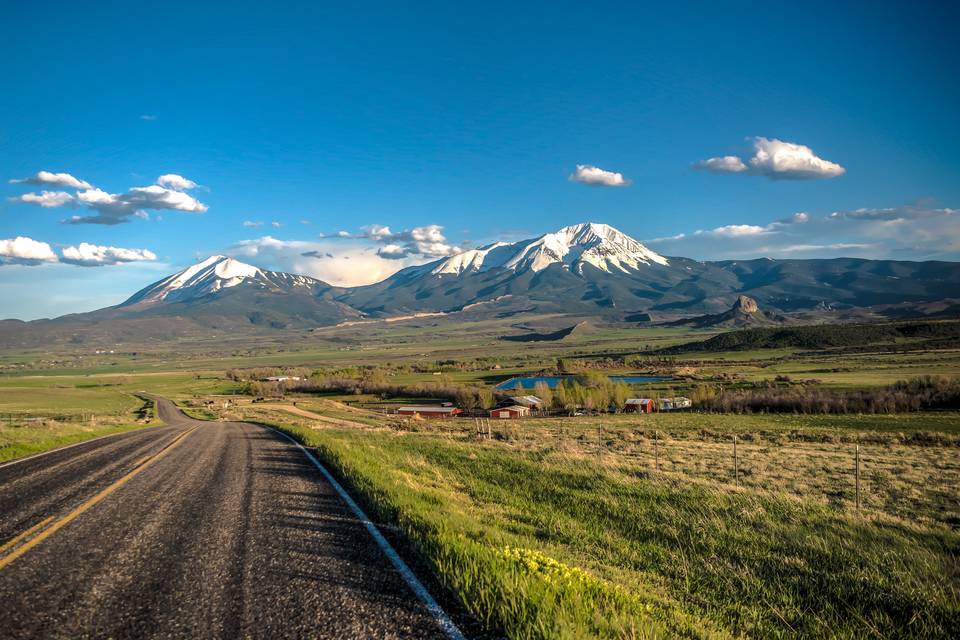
[
  {"left": 339, "top": 222, "right": 960, "bottom": 318},
  {"left": 430, "top": 223, "right": 668, "bottom": 276},
  {"left": 2, "top": 222, "right": 957, "bottom": 349},
  {"left": 122, "top": 255, "right": 322, "bottom": 306}
]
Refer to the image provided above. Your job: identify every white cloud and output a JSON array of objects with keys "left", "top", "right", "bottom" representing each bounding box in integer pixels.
[
  {"left": 363, "top": 224, "right": 394, "bottom": 240},
  {"left": 829, "top": 205, "right": 957, "bottom": 221},
  {"left": 694, "top": 156, "right": 747, "bottom": 173},
  {"left": 10, "top": 171, "right": 93, "bottom": 190},
  {"left": 271, "top": 221, "right": 283, "bottom": 228},
  {"left": 242, "top": 220, "right": 263, "bottom": 228},
  {"left": 60, "top": 243, "right": 157, "bottom": 267},
  {"left": 9, "top": 171, "right": 207, "bottom": 224},
  {"left": 329, "top": 223, "right": 462, "bottom": 259},
  {"left": 156, "top": 174, "right": 197, "bottom": 190},
  {"left": 0, "top": 236, "right": 58, "bottom": 265},
  {"left": 696, "top": 137, "right": 845, "bottom": 180},
  {"left": 228, "top": 226, "right": 463, "bottom": 286},
  {"left": 140, "top": 114, "right": 158, "bottom": 121},
  {"left": 768, "top": 243, "right": 872, "bottom": 254},
  {"left": 568, "top": 164, "right": 631, "bottom": 187},
  {"left": 13, "top": 191, "right": 75, "bottom": 207},
  {"left": 377, "top": 244, "right": 408, "bottom": 259},
  {"left": 697, "top": 224, "right": 769, "bottom": 238},
  {"left": 231, "top": 236, "right": 308, "bottom": 257},
  {"left": 647, "top": 204, "right": 958, "bottom": 260}
]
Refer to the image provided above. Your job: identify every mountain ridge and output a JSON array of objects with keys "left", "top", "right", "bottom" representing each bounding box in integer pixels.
[{"left": 2, "top": 222, "right": 959, "bottom": 347}]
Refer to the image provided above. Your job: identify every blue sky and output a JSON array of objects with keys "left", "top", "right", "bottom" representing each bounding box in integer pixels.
[{"left": 2, "top": 1, "right": 958, "bottom": 319}]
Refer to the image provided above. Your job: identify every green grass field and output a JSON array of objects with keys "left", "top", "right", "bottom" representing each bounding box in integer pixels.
[
  {"left": 251, "top": 413, "right": 959, "bottom": 639},
  {"left": 2, "top": 317, "right": 958, "bottom": 638}
]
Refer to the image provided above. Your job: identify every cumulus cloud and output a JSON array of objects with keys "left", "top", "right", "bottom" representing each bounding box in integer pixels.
[
  {"left": 13, "top": 190, "right": 75, "bottom": 208},
  {"left": 9, "top": 172, "right": 207, "bottom": 224},
  {"left": 156, "top": 174, "right": 197, "bottom": 190},
  {"left": 694, "top": 156, "right": 747, "bottom": 173},
  {"left": 325, "top": 223, "right": 461, "bottom": 260},
  {"left": 229, "top": 224, "right": 465, "bottom": 286},
  {"left": 377, "top": 244, "right": 408, "bottom": 259},
  {"left": 696, "top": 137, "right": 845, "bottom": 180},
  {"left": 10, "top": 171, "right": 93, "bottom": 190},
  {"left": 227, "top": 236, "right": 409, "bottom": 286},
  {"left": 0, "top": 236, "right": 58, "bottom": 265},
  {"left": 568, "top": 164, "right": 631, "bottom": 187},
  {"left": 363, "top": 224, "right": 394, "bottom": 240},
  {"left": 60, "top": 243, "right": 158, "bottom": 266},
  {"left": 0, "top": 235, "right": 159, "bottom": 268},
  {"left": 647, "top": 204, "right": 958, "bottom": 260}
]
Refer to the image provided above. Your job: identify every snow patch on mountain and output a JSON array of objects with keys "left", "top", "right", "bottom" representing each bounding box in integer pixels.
[
  {"left": 430, "top": 222, "right": 667, "bottom": 276},
  {"left": 122, "top": 255, "right": 319, "bottom": 306}
]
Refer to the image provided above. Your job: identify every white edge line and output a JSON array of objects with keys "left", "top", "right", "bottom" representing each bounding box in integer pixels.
[
  {"left": 0, "top": 430, "right": 135, "bottom": 471},
  {"left": 262, "top": 425, "right": 466, "bottom": 640}
]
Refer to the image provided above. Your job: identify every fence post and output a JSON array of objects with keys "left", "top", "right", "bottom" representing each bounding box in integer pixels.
[
  {"left": 733, "top": 434, "right": 739, "bottom": 487},
  {"left": 855, "top": 444, "right": 861, "bottom": 512},
  {"left": 654, "top": 430, "right": 659, "bottom": 472},
  {"left": 598, "top": 424, "right": 603, "bottom": 464}
]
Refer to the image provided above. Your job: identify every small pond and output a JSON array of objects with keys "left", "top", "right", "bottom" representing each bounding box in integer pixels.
[{"left": 494, "top": 375, "right": 671, "bottom": 390}]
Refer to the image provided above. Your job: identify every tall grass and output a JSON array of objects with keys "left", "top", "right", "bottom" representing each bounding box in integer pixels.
[{"left": 265, "top": 420, "right": 959, "bottom": 639}]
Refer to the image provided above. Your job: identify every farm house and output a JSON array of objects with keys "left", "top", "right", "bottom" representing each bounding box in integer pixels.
[
  {"left": 509, "top": 395, "right": 544, "bottom": 409},
  {"left": 659, "top": 397, "right": 692, "bottom": 411},
  {"left": 396, "top": 405, "right": 463, "bottom": 419}
]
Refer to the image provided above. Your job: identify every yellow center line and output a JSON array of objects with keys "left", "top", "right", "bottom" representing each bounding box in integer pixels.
[
  {"left": 0, "top": 516, "right": 54, "bottom": 555},
  {"left": 0, "top": 426, "right": 201, "bottom": 571},
  {"left": 130, "top": 454, "right": 153, "bottom": 468}
]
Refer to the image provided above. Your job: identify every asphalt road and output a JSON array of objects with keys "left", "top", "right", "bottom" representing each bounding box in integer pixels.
[{"left": 0, "top": 398, "right": 456, "bottom": 639}]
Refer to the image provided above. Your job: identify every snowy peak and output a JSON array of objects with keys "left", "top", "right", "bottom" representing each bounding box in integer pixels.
[
  {"left": 122, "top": 255, "right": 322, "bottom": 306},
  {"left": 430, "top": 222, "right": 668, "bottom": 276}
]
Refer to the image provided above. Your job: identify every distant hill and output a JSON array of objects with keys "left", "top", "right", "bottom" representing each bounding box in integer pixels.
[
  {"left": 653, "top": 320, "right": 960, "bottom": 354},
  {"left": 664, "top": 295, "right": 785, "bottom": 328},
  {"left": 500, "top": 321, "right": 592, "bottom": 342}
]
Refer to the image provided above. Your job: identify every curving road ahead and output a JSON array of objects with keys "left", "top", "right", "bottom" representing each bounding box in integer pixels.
[{"left": 0, "top": 398, "right": 459, "bottom": 639}]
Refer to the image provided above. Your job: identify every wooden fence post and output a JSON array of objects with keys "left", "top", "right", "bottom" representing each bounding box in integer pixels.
[
  {"left": 855, "top": 444, "right": 861, "bottom": 512},
  {"left": 598, "top": 424, "right": 603, "bottom": 463},
  {"left": 733, "top": 434, "right": 739, "bottom": 487},
  {"left": 654, "top": 430, "right": 659, "bottom": 472}
]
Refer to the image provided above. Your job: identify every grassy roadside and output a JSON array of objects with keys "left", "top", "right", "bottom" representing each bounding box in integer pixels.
[
  {"left": 0, "top": 395, "right": 158, "bottom": 463},
  {"left": 258, "top": 417, "right": 959, "bottom": 639}
]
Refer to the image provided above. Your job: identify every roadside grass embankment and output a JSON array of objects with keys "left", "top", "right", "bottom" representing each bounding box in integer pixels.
[
  {"left": 244, "top": 407, "right": 960, "bottom": 639},
  {"left": 0, "top": 395, "right": 158, "bottom": 463}
]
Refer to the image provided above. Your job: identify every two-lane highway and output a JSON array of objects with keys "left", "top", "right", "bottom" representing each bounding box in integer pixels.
[{"left": 0, "top": 398, "right": 458, "bottom": 639}]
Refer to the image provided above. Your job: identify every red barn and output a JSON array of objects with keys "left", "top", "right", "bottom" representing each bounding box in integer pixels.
[
  {"left": 489, "top": 405, "right": 530, "bottom": 419},
  {"left": 624, "top": 398, "right": 655, "bottom": 413}
]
